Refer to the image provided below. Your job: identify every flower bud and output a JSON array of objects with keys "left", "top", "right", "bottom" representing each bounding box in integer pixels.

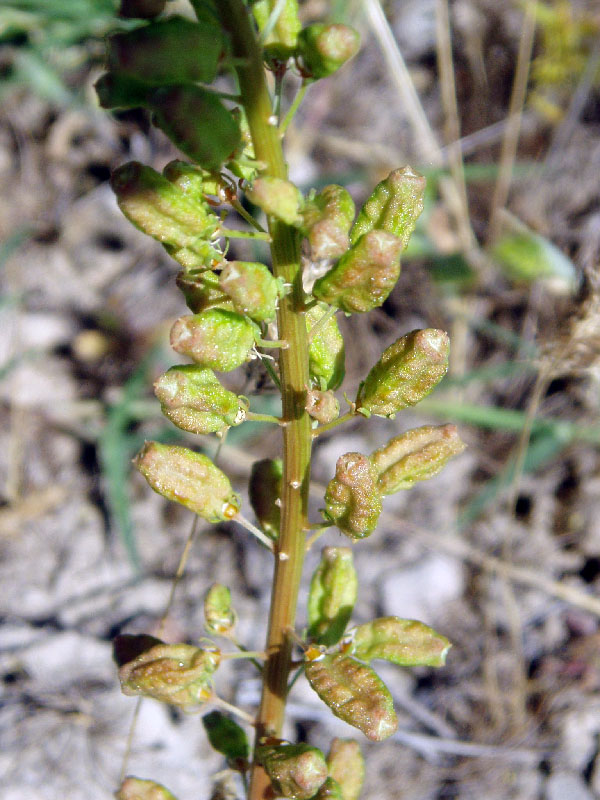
[
  {"left": 308, "top": 547, "right": 357, "bottom": 646},
  {"left": 245, "top": 177, "right": 303, "bottom": 226},
  {"left": 204, "top": 583, "right": 236, "bottom": 636},
  {"left": 356, "top": 329, "right": 449, "bottom": 418},
  {"left": 305, "top": 654, "right": 398, "bottom": 741},
  {"left": 302, "top": 185, "right": 355, "bottom": 260},
  {"left": 249, "top": 458, "right": 282, "bottom": 540},
  {"left": 297, "top": 23, "right": 360, "bottom": 79},
  {"left": 110, "top": 162, "right": 220, "bottom": 269},
  {"left": 326, "top": 740, "right": 365, "bottom": 800},
  {"left": 150, "top": 86, "right": 241, "bottom": 171},
  {"left": 154, "top": 365, "right": 246, "bottom": 434},
  {"left": 134, "top": 442, "right": 241, "bottom": 522},
  {"left": 350, "top": 167, "right": 426, "bottom": 249},
  {"left": 116, "top": 776, "right": 177, "bottom": 800},
  {"left": 118, "top": 642, "right": 220, "bottom": 707},
  {"left": 312, "top": 230, "right": 403, "bottom": 313},
  {"left": 347, "top": 616, "right": 451, "bottom": 668},
  {"left": 118, "top": 0, "right": 166, "bottom": 19},
  {"left": 170, "top": 309, "right": 257, "bottom": 372},
  {"left": 107, "top": 17, "right": 223, "bottom": 86},
  {"left": 324, "top": 453, "right": 382, "bottom": 540},
  {"left": 370, "top": 424, "right": 465, "bottom": 493},
  {"left": 256, "top": 742, "right": 328, "bottom": 800},
  {"left": 306, "top": 302, "right": 345, "bottom": 390},
  {"left": 219, "top": 261, "right": 284, "bottom": 323},
  {"left": 252, "top": 0, "right": 301, "bottom": 58},
  {"left": 305, "top": 388, "right": 340, "bottom": 424},
  {"left": 175, "top": 270, "right": 232, "bottom": 314}
]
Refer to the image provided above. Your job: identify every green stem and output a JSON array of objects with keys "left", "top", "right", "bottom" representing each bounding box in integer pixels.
[
  {"left": 312, "top": 409, "right": 356, "bottom": 438},
  {"left": 219, "top": 226, "right": 271, "bottom": 241},
  {"left": 244, "top": 411, "right": 283, "bottom": 424},
  {"left": 280, "top": 81, "right": 309, "bottom": 135},
  {"left": 216, "top": 5, "right": 312, "bottom": 799}
]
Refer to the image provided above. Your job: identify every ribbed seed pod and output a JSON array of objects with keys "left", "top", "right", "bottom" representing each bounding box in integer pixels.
[
  {"left": 308, "top": 547, "right": 357, "bottom": 646},
  {"left": 347, "top": 616, "right": 451, "bottom": 667},
  {"left": 323, "top": 453, "right": 382, "bottom": 539},
  {"left": 302, "top": 184, "right": 355, "bottom": 260},
  {"left": 170, "top": 309, "right": 257, "bottom": 372}
]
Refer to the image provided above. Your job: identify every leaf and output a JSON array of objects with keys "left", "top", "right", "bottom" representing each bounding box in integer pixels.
[
  {"left": 348, "top": 616, "right": 451, "bottom": 667},
  {"left": 202, "top": 711, "right": 249, "bottom": 765},
  {"left": 305, "top": 654, "right": 397, "bottom": 741}
]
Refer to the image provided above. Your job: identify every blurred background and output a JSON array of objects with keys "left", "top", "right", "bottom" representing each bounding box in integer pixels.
[{"left": 1, "top": 1, "right": 600, "bottom": 798}]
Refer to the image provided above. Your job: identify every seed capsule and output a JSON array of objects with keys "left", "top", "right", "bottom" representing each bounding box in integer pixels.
[
  {"left": 204, "top": 584, "right": 236, "bottom": 636},
  {"left": 252, "top": 0, "right": 301, "bottom": 58},
  {"left": 297, "top": 24, "right": 361, "bottom": 79},
  {"left": 356, "top": 329, "right": 449, "bottom": 418},
  {"left": 249, "top": 458, "right": 282, "bottom": 540},
  {"left": 305, "top": 388, "right": 340, "bottom": 424},
  {"left": 370, "top": 424, "right": 465, "bottom": 493},
  {"left": 308, "top": 547, "right": 357, "bottom": 646},
  {"left": 170, "top": 309, "right": 257, "bottom": 372},
  {"left": 134, "top": 441, "right": 241, "bottom": 522},
  {"left": 306, "top": 302, "right": 345, "bottom": 390},
  {"left": 175, "top": 271, "right": 232, "bottom": 314},
  {"left": 323, "top": 453, "right": 382, "bottom": 540},
  {"left": 245, "top": 177, "right": 304, "bottom": 226},
  {"left": 326, "top": 739, "right": 365, "bottom": 800},
  {"left": 116, "top": 777, "right": 177, "bottom": 800},
  {"left": 256, "top": 742, "right": 328, "bottom": 800},
  {"left": 350, "top": 167, "right": 426, "bottom": 249},
  {"left": 219, "top": 261, "right": 284, "bottom": 323},
  {"left": 302, "top": 184, "right": 355, "bottom": 260},
  {"left": 312, "top": 230, "right": 403, "bottom": 313},
  {"left": 347, "top": 616, "right": 452, "bottom": 667}
]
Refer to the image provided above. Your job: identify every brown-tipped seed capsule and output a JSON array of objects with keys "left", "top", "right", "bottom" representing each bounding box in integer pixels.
[
  {"left": 219, "top": 261, "right": 284, "bottom": 323},
  {"left": 326, "top": 740, "right": 365, "bottom": 800},
  {"left": 302, "top": 184, "right": 355, "bottom": 260},
  {"left": 297, "top": 23, "right": 361, "bottom": 79},
  {"left": 110, "top": 162, "right": 220, "bottom": 270},
  {"left": 252, "top": 0, "right": 301, "bottom": 57},
  {"left": 175, "top": 271, "right": 232, "bottom": 314},
  {"left": 308, "top": 547, "right": 357, "bottom": 646},
  {"left": 305, "top": 388, "right": 340, "bottom": 424},
  {"left": 356, "top": 329, "right": 449, "bottom": 418},
  {"left": 324, "top": 453, "right": 382, "bottom": 540},
  {"left": 306, "top": 302, "right": 345, "bottom": 390},
  {"left": 305, "top": 653, "right": 398, "bottom": 741},
  {"left": 245, "top": 177, "right": 304, "bottom": 226},
  {"left": 312, "top": 230, "right": 403, "bottom": 313},
  {"left": 118, "top": 642, "right": 220, "bottom": 707},
  {"left": 347, "top": 616, "right": 452, "bottom": 668},
  {"left": 107, "top": 17, "right": 223, "bottom": 86},
  {"left": 370, "top": 424, "right": 465, "bottom": 493},
  {"left": 117, "top": 776, "right": 178, "bottom": 800},
  {"left": 256, "top": 742, "right": 328, "bottom": 800},
  {"left": 154, "top": 365, "right": 246, "bottom": 435},
  {"left": 134, "top": 442, "right": 241, "bottom": 522},
  {"left": 350, "top": 166, "right": 426, "bottom": 249},
  {"left": 249, "top": 458, "right": 282, "bottom": 540},
  {"left": 170, "top": 309, "right": 257, "bottom": 372},
  {"left": 204, "top": 584, "right": 236, "bottom": 636}
]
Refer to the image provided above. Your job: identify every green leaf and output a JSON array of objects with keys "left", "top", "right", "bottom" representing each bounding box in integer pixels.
[
  {"left": 202, "top": 710, "right": 249, "bottom": 764},
  {"left": 348, "top": 616, "right": 451, "bottom": 667},
  {"left": 305, "top": 653, "right": 397, "bottom": 741},
  {"left": 308, "top": 547, "right": 357, "bottom": 646}
]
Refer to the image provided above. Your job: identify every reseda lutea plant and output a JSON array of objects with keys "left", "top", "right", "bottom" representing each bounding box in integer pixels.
[{"left": 98, "top": 2, "right": 465, "bottom": 798}]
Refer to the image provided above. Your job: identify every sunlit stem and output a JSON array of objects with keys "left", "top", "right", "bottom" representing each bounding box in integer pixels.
[
  {"left": 280, "top": 82, "right": 309, "bottom": 135},
  {"left": 311, "top": 409, "right": 356, "bottom": 438},
  {"left": 229, "top": 197, "right": 267, "bottom": 233},
  {"left": 212, "top": 695, "right": 257, "bottom": 725},
  {"left": 245, "top": 411, "right": 284, "bottom": 424},
  {"left": 219, "top": 226, "right": 271, "bottom": 241},
  {"left": 221, "top": 650, "right": 267, "bottom": 661},
  {"left": 307, "top": 304, "right": 338, "bottom": 342},
  {"left": 304, "top": 522, "right": 331, "bottom": 551},
  {"left": 233, "top": 513, "right": 275, "bottom": 551},
  {"left": 255, "top": 337, "right": 289, "bottom": 349}
]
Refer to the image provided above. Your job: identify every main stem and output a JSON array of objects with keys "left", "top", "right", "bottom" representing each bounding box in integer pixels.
[{"left": 216, "top": 4, "right": 312, "bottom": 799}]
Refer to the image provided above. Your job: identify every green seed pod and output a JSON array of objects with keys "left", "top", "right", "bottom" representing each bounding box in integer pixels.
[
  {"left": 245, "top": 177, "right": 303, "bottom": 226},
  {"left": 297, "top": 24, "right": 360, "bottom": 79},
  {"left": 356, "top": 329, "right": 450, "bottom": 418},
  {"left": 219, "top": 261, "right": 284, "bottom": 323},
  {"left": 308, "top": 547, "right": 357, "bottom": 646},
  {"left": 170, "top": 309, "right": 257, "bottom": 372},
  {"left": 302, "top": 184, "right": 355, "bottom": 260},
  {"left": 150, "top": 86, "right": 241, "bottom": 171},
  {"left": 163, "top": 160, "right": 225, "bottom": 200},
  {"left": 119, "top": 642, "right": 220, "bottom": 707},
  {"left": 110, "top": 162, "right": 220, "bottom": 269},
  {"left": 350, "top": 167, "right": 426, "bottom": 249},
  {"left": 347, "top": 616, "right": 452, "bottom": 668},
  {"left": 326, "top": 739, "right": 365, "bottom": 800},
  {"left": 107, "top": 17, "right": 223, "bottom": 86},
  {"left": 323, "top": 453, "right": 382, "bottom": 540},
  {"left": 118, "top": 0, "right": 166, "bottom": 19},
  {"left": 227, "top": 107, "right": 258, "bottom": 182},
  {"left": 252, "top": 0, "right": 301, "bottom": 58},
  {"left": 94, "top": 72, "right": 153, "bottom": 110},
  {"left": 312, "top": 230, "right": 403, "bottom": 313},
  {"left": 204, "top": 583, "right": 236, "bottom": 636},
  {"left": 370, "top": 424, "right": 466, "bottom": 493},
  {"left": 312, "top": 778, "right": 343, "bottom": 800},
  {"left": 134, "top": 441, "right": 241, "bottom": 522},
  {"left": 202, "top": 711, "right": 250, "bottom": 766},
  {"left": 154, "top": 365, "right": 246, "bottom": 434},
  {"left": 256, "top": 742, "right": 328, "bottom": 800},
  {"left": 305, "top": 388, "right": 340, "bottom": 424},
  {"left": 249, "top": 458, "right": 282, "bottom": 540},
  {"left": 175, "top": 270, "right": 232, "bottom": 314},
  {"left": 306, "top": 302, "right": 345, "bottom": 390},
  {"left": 305, "top": 653, "right": 398, "bottom": 741},
  {"left": 117, "top": 777, "right": 178, "bottom": 800}
]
